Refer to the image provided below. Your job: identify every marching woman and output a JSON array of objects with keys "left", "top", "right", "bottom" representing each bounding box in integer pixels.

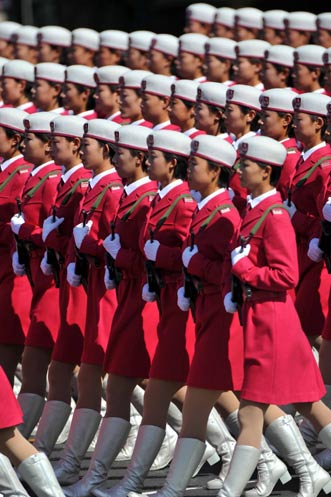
[
  {"left": 118, "top": 70, "right": 153, "bottom": 127},
  {"left": 61, "top": 65, "right": 98, "bottom": 120},
  {"left": 168, "top": 79, "right": 205, "bottom": 138},
  {"left": 217, "top": 135, "right": 331, "bottom": 497},
  {"left": 94, "top": 65, "right": 129, "bottom": 123},
  {"left": 2, "top": 59, "right": 37, "bottom": 114},
  {"left": 0, "top": 365, "right": 65, "bottom": 497},
  {"left": 148, "top": 34, "right": 179, "bottom": 78},
  {"left": 0, "top": 108, "right": 32, "bottom": 385},
  {"left": 53, "top": 119, "right": 122, "bottom": 486},
  {"left": 285, "top": 93, "right": 331, "bottom": 348},
  {"left": 9, "top": 112, "right": 62, "bottom": 439},
  {"left": 31, "top": 63, "right": 69, "bottom": 115},
  {"left": 63, "top": 124, "right": 158, "bottom": 497},
  {"left": 33, "top": 115, "right": 90, "bottom": 456},
  {"left": 204, "top": 37, "right": 236, "bottom": 86}
]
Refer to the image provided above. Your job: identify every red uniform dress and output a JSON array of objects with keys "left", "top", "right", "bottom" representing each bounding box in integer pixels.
[
  {"left": 183, "top": 128, "right": 206, "bottom": 139},
  {"left": 140, "top": 180, "right": 196, "bottom": 382},
  {"left": 232, "top": 190, "right": 325, "bottom": 404},
  {"left": 0, "top": 366, "right": 23, "bottom": 428},
  {"left": 18, "top": 161, "right": 62, "bottom": 348},
  {"left": 276, "top": 138, "right": 301, "bottom": 201},
  {"left": 18, "top": 102, "right": 38, "bottom": 114},
  {"left": 184, "top": 189, "right": 244, "bottom": 391},
  {"left": 75, "top": 169, "right": 122, "bottom": 365},
  {"left": 290, "top": 144, "right": 331, "bottom": 337},
  {"left": 130, "top": 119, "right": 153, "bottom": 128},
  {"left": 44, "top": 164, "right": 91, "bottom": 365},
  {"left": 104, "top": 177, "right": 159, "bottom": 378},
  {"left": 0, "top": 155, "right": 32, "bottom": 346},
  {"left": 107, "top": 111, "right": 129, "bottom": 124}
]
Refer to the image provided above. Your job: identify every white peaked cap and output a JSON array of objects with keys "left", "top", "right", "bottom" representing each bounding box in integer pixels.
[
  {"left": 147, "top": 130, "right": 191, "bottom": 157},
  {"left": 285, "top": 11, "right": 317, "bottom": 32},
  {"left": 236, "top": 39, "right": 270, "bottom": 59},
  {"left": 171, "top": 79, "right": 199, "bottom": 103},
  {"left": 94, "top": 65, "right": 128, "bottom": 85},
  {"left": 50, "top": 115, "right": 86, "bottom": 138},
  {"left": 263, "top": 10, "right": 288, "bottom": 30},
  {"left": 65, "top": 65, "right": 96, "bottom": 88},
  {"left": 215, "top": 7, "right": 236, "bottom": 28},
  {"left": 186, "top": 3, "right": 217, "bottom": 24},
  {"left": 71, "top": 28, "right": 99, "bottom": 51},
  {"left": 2, "top": 59, "right": 35, "bottom": 82},
  {"left": 13, "top": 25, "right": 38, "bottom": 47},
  {"left": 238, "top": 135, "right": 287, "bottom": 167},
  {"left": 317, "top": 13, "right": 331, "bottom": 31},
  {"left": 205, "top": 37, "right": 237, "bottom": 60},
  {"left": 38, "top": 26, "right": 71, "bottom": 47},
  {"left": 179, "top": 33, "right": 208, "bottom": 56},
  {"left": 0, "top": 107, "right": 27, "bottom": 132},
  {"left": 34, "top": 62, "right": 66, "bottom": 83},
  {"left": 259, "top": 88, "right": 298, "bottom": 113},
  {"left": 114, "top": 124, "right": 150, "bottom": 151},
  {"left": 0, "top": 21, "right": 21, "bottom": 41},
  {"left": 191, "top": 134, "right": 236, "bottom": 168},
  {"left": 226, "top": 84, "right": 261, "bottom": 111},
  {"left": 83, "top": 118, "right": 121, "bottom": 143},
  {"left": 99, "top": 30, "right": 129, "bottom": 51},
  {"left": 292, "top": 92, "right": 331, "bottom": 117},
  {"left": 197, "top": 81, "right": 228, "bottom": 108},
  {"left": 235, "top": 7, "right": 263, "bottom": 30},
  {"left": 265, "top": 44, "right": 294, "bottom": 68},
  {"left": 294, "top": 44, "right": 325, "bottom": 67},
  {"left": 118, "top": 70, "right": 152, "bottom": 89},
  {"left": 24, "top": 111, "right": 57, "bottom": 133},
  {"left": 141, "top": 74, "right": 173, "bottom": 97},
  {"left": 150, "top": 34, "right": 179, "bottom": 58},
  {"left": 129, "top": 31, "right": 155, "bottom": 52}
]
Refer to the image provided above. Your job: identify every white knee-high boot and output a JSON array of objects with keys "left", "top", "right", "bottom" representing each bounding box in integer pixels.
[
  {"left": 217, "top": 445, "right": 261, "bottom": 497},
  {"left": 53, "top": 408, "right": 101, "bottom": 486},
  {"left": 0, "top": 454, "right": 30, "bottom": 497},
  {"left": 18, "top": 452, "right": 65, "bottom": 497},
  {"left": 34, "top": 400, "right": 72, "bottom": 455},
  {"left": 266, "top": 414, "right": 331, "bottom": 497},
  {"left": 92, "top": 424, "right": 166, "bottom": 497},
  {"left": 17, "top": 393, "right": 45, "bottom": 439},
  {"left": 63, "top": 417, "right": 131, "bottom": 497}
]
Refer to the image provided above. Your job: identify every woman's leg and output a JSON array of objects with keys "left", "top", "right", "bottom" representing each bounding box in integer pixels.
[{"left": 0, "top": 344, "right": 24, "bottom": 387}]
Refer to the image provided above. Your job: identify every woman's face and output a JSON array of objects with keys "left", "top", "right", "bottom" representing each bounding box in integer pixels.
[
  {"left": 80, "top": 136, "right": 104, "bottom": 170},
  {"left": 237, "top": 158, "right": 265, "bottom": 192},
  {"left": 195, "top": 101, "right": 219, "bottom": 132},
  {"left": 292, "top": 111, "right": 319, "bottom": 144},
  {"left": 119, "top": 88, "right": 142, "bottom": 121},
  {"left": 187, "top": 154, "right": 214, "bottom": 192},
  {"left": 1, "top": 77, "right": 23, "bottom": 105},
  {"left": 31, "top": 78, "right": 59, "bottom": 111},
  {"left": 51, "top": 135, "right": 77, "bottom": 165},
  {"left": 168, "top": 97, "right": 192, "bottom": 127},
  {"left": 21, "top": 132, "right": 49, "bottom": 165},
  {"left": 146, "top": 148, "right": 172, "bottom": 181},
  {"left": 113, "top": 146, "right": 139, "bottom": 179},
  {"left": 259, "top": 109, "right": 286, "bottom": 140},
  {"left": 224, "top": 102, "right": 246, "bottom": 136},
  {"left": 61, "top": 82, "right": 86, "bottom": 113}
]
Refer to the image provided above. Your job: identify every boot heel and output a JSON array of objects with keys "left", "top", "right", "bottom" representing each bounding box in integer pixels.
[
  {"left": 323, "top": 479, "right": 331, "bottom": 494},
  {"left": 207, "top": 451, "right": 220, "bottom": 466},
  {"left": 280, "top": 470, "right": 291, "bottom": 485}
]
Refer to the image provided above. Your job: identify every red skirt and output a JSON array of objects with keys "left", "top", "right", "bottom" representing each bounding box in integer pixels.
[
  {"left": 104, "top": 277, "right": 159, "bottom": 378},
  {"left": 52, "top": 266, "right": 87, "bottom": 364},
  {"left": 295, "top": 241, "right": 331, "bottom": 337},
  {"left": 187, "top": 292, "right": 244, "bottom": 391},
  {"left": 0, "top": 366, "right": 23, "bottom": 428},
  {"left": 149, "top": 281, "right": 195, "bottom": 383},
  {"left": 241, "top": 294, "right": 326, "bottom": 404},
  {"left": 80, "top": 265, "right": 117, "bottom": 365},
  {"left": 0, "top": 249, "right": 31, "bottom": 345},
  {"left": 25, "top": 256, "right": 60, "bottom": 349}
]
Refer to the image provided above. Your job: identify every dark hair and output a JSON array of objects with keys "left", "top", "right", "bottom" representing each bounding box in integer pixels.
[
  {"left": 277, "top": 110, "right": 296, "bottom": 138},
  {"left": 207, "top": 103, "right": 227, "bottom": 134},
  {"left": 45, "top": 79, "right": 64, "bottom": 107},
  {"left": 36, "top": 132, "right": 52, "bottom": 144},
  {"left": 181, "top": 98, "right": 195, "bottom": 110},
  {"left": 267, "top": 61, "right": 294, "bottom": 87},
  {"left": 129, "top": 148, "right": 148, "bottom": 171},
  {"left": 74, "top": 83, "right": 96, "bottom": 110},
  {"left": 310, "top": 114, "right": 328, "bottom": 139},
  {"left": 240, "top": 104, "right": 261, "bottom": 131},
  {"left": 16, "top": 78, "right": 33, "bottom": 99},
  {"left": 3, "top": 126, "right": 24, "bottom": 149},
  {"left": 64, "top": 135, "right": 81, "bottom": 151},
  {"left": 305, "top": 65, "right": 326, "bottom": 87},
  {"left": 256, "top": 161, "right": 282, "bottom": 187},
  {"left": 163, "top": 151, "right": 188, "bottom": 180},
  {"left": 207, "top": 159, "right": 231, "bottom": 188}
]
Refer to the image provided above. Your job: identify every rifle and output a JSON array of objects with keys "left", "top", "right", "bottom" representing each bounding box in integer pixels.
[
  {"left": 74, "top": 209, "right": 89, "bottom": 293},
  {"left": 14, "top": 197, "right": 34, "bottom": 288},
  {"left": 46, "top": 206, "right": 61, "bottom": 288},
  {"left": 105, "top": 219, "right": 122, "bottom": 287},
  {"left": 183, "top": 229, "right": 199, "bottom": 321},
  {"left": 319, "top": 220, "right": 331, "bottom": 273},
  {"left": 145, "top": 227, "right": 163, "bottom": 312}
]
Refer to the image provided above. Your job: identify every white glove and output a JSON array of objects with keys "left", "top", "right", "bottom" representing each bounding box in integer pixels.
[
  {"left": 231, "top": 244, "right": 251, "bottom": 266},
  {"left": 223, "top": 291, "right": 237, "bottom": 313},
  {"left": 73, "top": 220, "right": 93, "bottom": 249},
  {"left": 283, "top": 199, "right": 297, "bottom": 219},
  {"left": 40, "top": 251, "right": 53, "bottom": 276},
  {"left": 10, "top": 213, "right": 25, "bottom": 235},
  {"left": 144, "top": 239, "right": 160, "bottom": 261},
  {"left": 66, "top": 262, "right": 81, "bottom": 287},
  {"left": 322, "top": 197, "right": 331, "bottom": 222},
  {"left": 182, "top": 244, "right": 199, "bottom": 268},
  {"left": 103, "top": 233, "right": 121, "bottom": 260},
  {"left": 42, "top": 215, "right": 64, "bottom": 242},
  {"left": 142, "top": 283, "right": 156, "bottom": 302},
  {"left": 12, "top": 251, "right": 25, "bottom": 276},
  {"left": 177, "top": 287, "right": 190, "bottom": 312},
  {"left": 104, "top": 266, "right": 116, "bottom": 290},
  {"left": 307, "top": 238, "right": 323, "bottom": 262}
]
